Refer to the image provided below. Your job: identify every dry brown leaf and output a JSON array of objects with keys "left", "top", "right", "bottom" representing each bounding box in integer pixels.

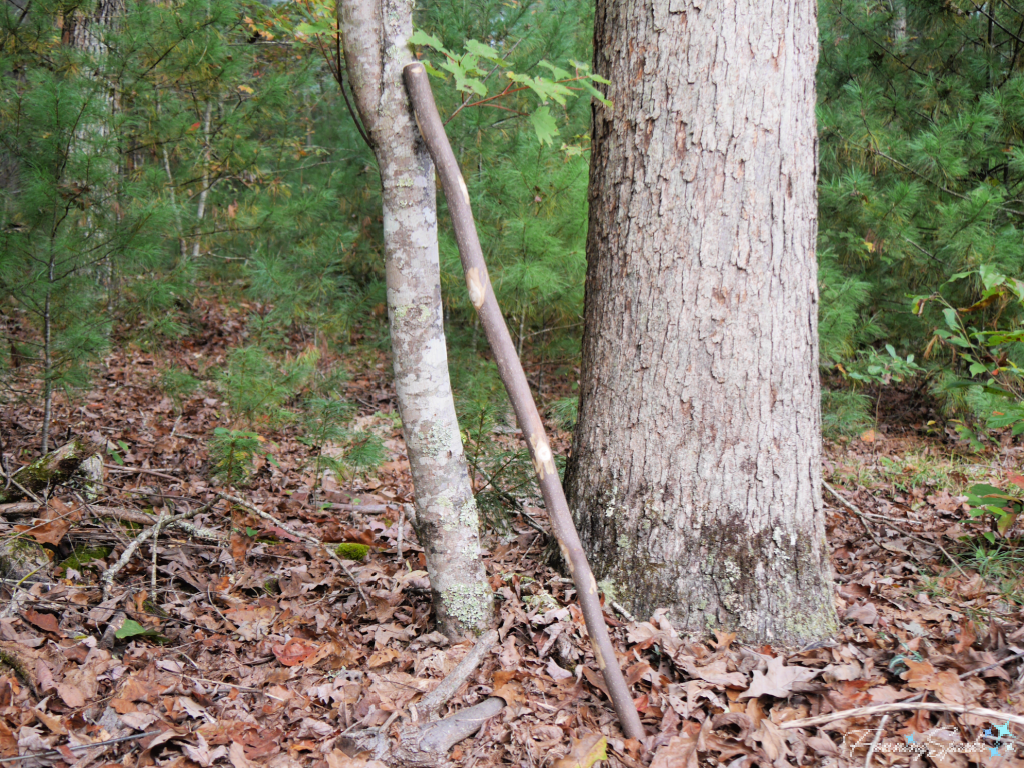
[
  {"left": 22, "top": 610, "right": 61, "bottom": 636},
  {"left": 844, "top": 601, "right": 878, "bottom": 625},
  {"left": 650, "top": 733, "right": 699, "bottom": 768},
  {"left": 367, "top": 648, "right": 398, "bottom": 668},
  {"left": 551, "top": 733, "right": 607, "bottom": 768},
  {"left": 738, "top": 656, "right": 819, "bottom": 700},
  {"left": 229, "top": 741, "right": 256, "bottom": 768},
  {"left": 272, "top": 639, "right": 318, "bottom": 667},
  {"left": 901, "top": 658, "right": 937, "bottom": 690},
  {"left": 326, "top": 749, "right": 388, "bottom": 768}
]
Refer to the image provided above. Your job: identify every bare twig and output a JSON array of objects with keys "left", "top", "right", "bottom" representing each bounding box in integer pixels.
[
  {"left": 216, "top": 492, "right": 370, "bottom": 611},
  {"left": 823, "top": 481, "right": 967, "bottom": 576},
  {"left": 103, "top": 464, "right": 181, "bottom": 482},
  {"left": 101, "top": 502, "right": 213, "bottom": 599},
  {"left": 780, "top": 702, "right": 1024, "bottom": 729},
  {"left": 0, "top": 730, "right": 161, "bottom": 763},
  {"left": 823, "top": 481, "right": 887, "bottom": 551}
]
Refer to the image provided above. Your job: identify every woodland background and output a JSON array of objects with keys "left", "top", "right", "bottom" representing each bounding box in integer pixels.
[{"left": 0, "top": 0, "right": 1023, "bottom": 766}]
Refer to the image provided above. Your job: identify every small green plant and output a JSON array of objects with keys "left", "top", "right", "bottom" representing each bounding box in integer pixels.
[
  {"left": 964, "top": 474, "right": 1024, "bottom": 541},
  {"left": 821, "top": 389, "right": 873, "bottom": 439},
  {"left": 299, "top": 396, "right": 353, "bottom": 491},
  {"left": 160, "top": 368, "right": 201, "bottom": 412},
  {"left": 217, "top": 345, "right": 318, "bottom": 427},
  {"left": 914, "top": 267, "right": 1024, "bottom": 448},
  {"left": 209, "top": 428, "right": 273, "bottom": 486},
  {"left": 548, "top": 395, "right": 579, "bottom": 431}
]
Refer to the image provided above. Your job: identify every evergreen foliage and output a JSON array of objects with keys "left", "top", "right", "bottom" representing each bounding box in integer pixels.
[{"left": 818, "top": 0, "right": 1024, "bottom": 429}]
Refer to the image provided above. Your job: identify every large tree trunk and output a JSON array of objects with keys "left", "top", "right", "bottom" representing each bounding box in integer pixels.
[
  {"left": 338, "top": 0, "right": 492, "bottom": 637},
  {"left": 565, "top": 0, "right": 837, "bottom": 643}
]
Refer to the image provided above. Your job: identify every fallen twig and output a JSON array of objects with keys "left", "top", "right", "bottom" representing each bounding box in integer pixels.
[
  {"left": 103, "top": 464, "right": 181, "bottom": 482},
  {"left": 0, "top": 730, "right": 161, "bottom": 763},
  {"left": 329, "top": 503, "right": 392, "bottom": 513},
  {"left": 780, "top": 702, "right": 1024, "bottom": 729},
  {"left": 102, "top": 502, "right": 214, "bottom": 599},
  {"left": 216, "top": 492, "right": 370, "bottom": 611}
]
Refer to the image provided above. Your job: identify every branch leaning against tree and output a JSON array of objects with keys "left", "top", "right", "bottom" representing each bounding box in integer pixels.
[{"left": 402, "top": 63, "right": 644, "bottom": 742}]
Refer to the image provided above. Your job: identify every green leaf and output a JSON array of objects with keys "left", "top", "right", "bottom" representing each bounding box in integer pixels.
[
  {"left": 410, "top": 30, "right": 445, "bottom": 52},
  {"left": 942, "top": 307, "right": 959, "bottom": 331},
  {"left": 465, "top": 39, "right": 504, "bottom": 63},
  {"left": 538, "top": 60, "right": 571, "bottom": 81},
  {"left": 530, "top": 106, "right": 559, "bottom": 146},
  {"left": 969, "top": 362, "right": 988, "bottom": 376},
  {"left": 116, "top": 619, "right": 163, "bottom": 640}
]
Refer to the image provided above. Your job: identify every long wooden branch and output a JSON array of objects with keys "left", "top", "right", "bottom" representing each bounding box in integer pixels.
[{"left": 403, "top": 63, "right": 644, "bottom": 742}]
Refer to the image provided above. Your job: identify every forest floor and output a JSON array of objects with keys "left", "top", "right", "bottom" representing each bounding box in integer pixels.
[{"left": 0, "top": 302, "right": 1022, "bottom": 768}]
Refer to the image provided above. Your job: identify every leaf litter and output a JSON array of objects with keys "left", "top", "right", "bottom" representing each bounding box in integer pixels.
[{"left": 0, "top": 311, "right": 1022, "bottom": 767}]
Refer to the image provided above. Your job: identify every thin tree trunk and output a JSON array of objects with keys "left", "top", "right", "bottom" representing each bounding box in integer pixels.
[
  {"left": 41, "top": 249, "right": 54, "bottom": 455},
  {"left": 191, "top": 102, "right": 213, "bottom": 261},
  {"left": 338, "top": 0, "right": 492, "bottom": 638},
  {"left": 565, "top": 0, "right": 836, "bottom": 643}
]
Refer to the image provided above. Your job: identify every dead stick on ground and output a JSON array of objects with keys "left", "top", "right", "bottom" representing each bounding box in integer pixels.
[
  {"left": 103, "top": 464, "right": 181, "bottom": 482},
  {"left": 0, "top": 730, "right": 161, "bottom": 764},
  {"left": 861, "top": 647, "right": 1024, "bottom": 765},
  {"left": 216, "top": 492, "right": 371, "bottom": 611},
  {"left": 404, "top": 62, "right": 644, "bottom": 742},
  {"left": 780, "top": 702, "right": 1024, "bottom": 729},
  {"left": 822, "top": 481, "right": 886, "bottom": 551},
  {"left": 102, "top": 503, "right": 213, "bottom": 600}
]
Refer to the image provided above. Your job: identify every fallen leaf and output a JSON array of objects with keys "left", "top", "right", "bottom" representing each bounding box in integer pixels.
[
  {"left": 844, "top": 601, "right": 878, "bottom": 625},
  {"left": 272, "top": 638, "right": 319, "bottom": 667},
  {"left": 738, "top": 656, "right": 819, "bottom": 700},
  {"left": 326, "top": 749, "right": 388, "bottom": 768},
  {"left": 552, "top": 733, "right": 607, "bottom": 768},
  {"left": 23, "top": 610, "right": 61, "bottom": 636},
  {"left": 650, "top": 733, "right": 699, "bottom": 768}
]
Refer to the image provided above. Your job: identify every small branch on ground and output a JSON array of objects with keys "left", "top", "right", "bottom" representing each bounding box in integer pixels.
[
  {"left": 823, "top": 480, "right": 967, "bottom": 576},
  {"left": 101, "top": 502, "right": 214, "bottom": 600},
  {"left": 780, "top": 701, "right": 1024, "bottom": 729}
]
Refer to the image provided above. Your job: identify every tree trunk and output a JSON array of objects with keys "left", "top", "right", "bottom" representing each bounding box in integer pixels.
[
  {"left": 565, "top": 0, "right": 837, "bottom": 644},
  {"left": 338, "top": 0, "right": 492, "bottom": 638}
]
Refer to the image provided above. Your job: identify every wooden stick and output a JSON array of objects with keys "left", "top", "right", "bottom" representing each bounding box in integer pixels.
[
  {"left": 403, "top": 63, "right": 643, "bottom": 741},
  {"left": 823, "top": 481, "right": 968, "bottom": 577},
  {"left": 779, "top": 702, "right": 1024, "bottom": 729}
]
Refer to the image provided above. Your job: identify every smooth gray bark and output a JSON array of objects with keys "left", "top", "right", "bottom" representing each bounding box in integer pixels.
[
  {"left": 565, "top": 0, "right": 837, "bottom": 644},
  {"left": 338, "top": 0, "right": 492, "bottom": 638}
]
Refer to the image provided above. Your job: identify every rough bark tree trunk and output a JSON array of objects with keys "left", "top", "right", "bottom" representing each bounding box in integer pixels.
[
  {"left": 338, "top": 0, "right": 492, "bottom": 638},
  {"left": 565, "top": 0, "right": 837, "bottom": 644}
]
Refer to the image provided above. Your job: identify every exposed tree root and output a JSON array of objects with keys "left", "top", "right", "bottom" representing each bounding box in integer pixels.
[{"left": 338, "top": 630, "right": 504, "bottom": 767}]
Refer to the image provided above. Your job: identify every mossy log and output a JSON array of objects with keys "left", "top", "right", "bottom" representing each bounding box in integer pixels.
[
  {"left": 0, "top": 439, "right": 96, "bottom": 503},
  {"left": 0, "top": 535, "right": 51, "bottom": 584}
]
